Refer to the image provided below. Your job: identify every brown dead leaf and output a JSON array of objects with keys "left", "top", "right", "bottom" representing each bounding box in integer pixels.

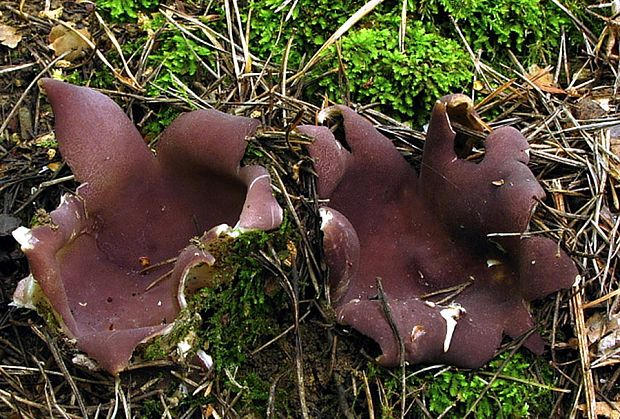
[
  {"left": 0, "top": 24, "right": 22, "bottom": 48},
  {"left": 598, "top": 313, "right": 620, "bottom": 355},
  {"left": 39, "top": 7, "right": 64, "bottom": 20},
  {"left": 47, "top": 161, "right": 62, "bottom": 172},
  {"left": 574, "top": 97, "right": 608, "bottom": 120},
  {"left": 586, "top": 312, "right": 607, "bottom": 344},
  {"left": 577, "top": 401, "right": 620, "bottom": 419},
  {"left": 527, "top": 64, "right": 568, "bottom": 95},
  {"left": 48, "top": 24, "right": 92, "bottom": 61}
]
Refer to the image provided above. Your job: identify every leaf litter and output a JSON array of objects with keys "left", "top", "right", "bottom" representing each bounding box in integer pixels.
[{"left": 0, "top": 0, "right": 619, "bottom": 417}]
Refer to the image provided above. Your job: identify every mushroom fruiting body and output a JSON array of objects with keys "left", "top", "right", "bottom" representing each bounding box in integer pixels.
[
  {"left": 299, "top": 97, "right": 577, "bottom": 368},
  {"left": 12, "top": 80, "right": 283, "bottom": 374}
]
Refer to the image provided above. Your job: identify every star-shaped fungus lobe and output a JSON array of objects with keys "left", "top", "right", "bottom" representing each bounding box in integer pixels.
[
  {"left": 12, "top": 80, "right": 282, "bottom": 374},
  {"left": 298, "top": 96, "right": 577, "bottom": 368}
]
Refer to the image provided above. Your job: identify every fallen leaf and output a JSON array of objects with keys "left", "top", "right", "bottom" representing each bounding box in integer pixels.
[
  {"left": 0, "top": 24, "right": 22, "bottom": 48},
  {"left": 48, "top": 24, "right": 92, "bottom": 61},
  {"left": 39, "top": 7, "right": 64, "bottom": 20},
  {"left": 586, "top": 312, "right": 607, "bottom": 344},
  {"left": 599, "top": 329, "right": 620, "bottom": 356},
  {"left": 527, "top": 64, "right": 567, "bottom": 95},
  {"left": 574, "top": 97, "right": 607, "bottom": 120},
  {"left": 47, "top": 161, "right": 62, "bottom": 172},
  {"left": 577, "top": 401, "right": 620, "bottom": 419},
  {"left": 597, "top": 313, "right": 620, "bottom": 355}
]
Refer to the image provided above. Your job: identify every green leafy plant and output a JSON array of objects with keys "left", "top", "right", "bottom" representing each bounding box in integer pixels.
[
  {"left": 365, "top": 351, "right": 555, "bottom": 417},
  {"left": 97, "top": 0, "right": 160, "bottom": 21},
  {"left": 248, "top": 1, "right": 472, "bottom": 124},
  {"left": 319, "top": 17, "right": 472, "bottom": 124},
  {"left": 420, "top": 0, "right": 588, "bottom": 63},
  {"left": 423, "top": 352, "right": 554, "bottom": 418},
  {"left": 190, "top": 224, "right": 290, "bottom": 370}
]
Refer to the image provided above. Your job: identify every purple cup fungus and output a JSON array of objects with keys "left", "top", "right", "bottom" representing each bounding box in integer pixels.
[
  {"left": 298, "top": 95, "right": 578, "bottom": 368},
  {"left": 12, "top": 79, "right": 283, "bottom": 374}
]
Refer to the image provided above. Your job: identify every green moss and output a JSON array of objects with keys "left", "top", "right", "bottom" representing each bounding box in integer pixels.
[
  {"left": 190, "top": 222, "right": 293, "bottom": 369},
  {"left": 147, "top": 33, "right": 214, "bottom": 95},
  {"left": 142, "top": 336, "right": 171, "bottom": 361},
  {"left": 317, "top": 16, "right": 471, "bottom": 125},
  {"left": 420, "top": 0, "right": 591, "bottom": 63},
  {"left": 367, "top": 351, "right": 555, "bottom": 417},
  {"left": 143, "top": 107, "right": 181, "bottom": 141},
  {"left": 140, "top": 399, "right": 164, "bottom": 418},
  {"left": 96, "top": 0, "right": 160, "bottom": 21},
  {"left": 140, "top": 219, "right": 295, "bottom": 394},
  {"left": 249, "top": 0, "right": 470, "bottom": 124},
  {"left": 422, "top": 352, "right": 555, "bottom": 417},
  {"left": 245, "top": 0, "right": 591, "bottom": 124}
]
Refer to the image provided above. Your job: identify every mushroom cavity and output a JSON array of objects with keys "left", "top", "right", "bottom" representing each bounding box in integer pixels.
[
  {"left": 299, "top": 96, "right": 577, "bottom": 368},
  {"left": 12, "top": 80, "right": 283, "bottom": 374}
]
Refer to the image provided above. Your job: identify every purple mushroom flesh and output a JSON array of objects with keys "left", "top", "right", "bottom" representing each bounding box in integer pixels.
[
  {"left": 299, "top": 96, "right": 577, "bottom": 368},
  {"left": 12, "top": 79, "right": 283, "bottom": 374}
]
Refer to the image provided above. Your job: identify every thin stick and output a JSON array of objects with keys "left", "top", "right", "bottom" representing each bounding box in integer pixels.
[
  {"left": 290, "top": 0, "right": 385, "bottom": 83},
  {"left": 376, "top": 277, "right": 406, "bottom": 419},
  {"left": 145, "top": 269, "right": 174, "bottom": 291},
  {"left": 0, "top": 52, "right": 69, "bottom": 135},
  {"left": 139, "top": 257, "right": 177, "bottom": 275},
  {"left": 420, "top": 279, "right": 473, "bottom": 302},
  {"left": 571, "top": 281, "right": 597, "bottom": 419},
  {"left": 31, "top": 327, "right": 89, "bottom": 419},
  {"left": 583, "top": 288, "right": 620, "bottom": 308}
]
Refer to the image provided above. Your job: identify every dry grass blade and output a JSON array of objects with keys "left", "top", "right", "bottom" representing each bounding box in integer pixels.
[
  {"left": 572, "top": 286, "right": 597, "bottom": 419},
  {"left": 94, "top": 11, "right": 141, "bottom": 89},
  {"left": 290, "top": 0, "right": 385, "bottom": 83},
  {"left": 583, "top": 288, "right": 620, "bottom": 309},
  {"left": 0, "top": 52, "right": 69, "bottom": 136},
  {"left": 31, "top": 327, "right": 90, "bottom": 419},
  {"left": 399, "top": 0, "right": 407, "bottom": 53}
]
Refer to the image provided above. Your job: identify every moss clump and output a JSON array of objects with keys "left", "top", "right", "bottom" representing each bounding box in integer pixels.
[
  {"left": 187, "top": 221, "right": 295, "bottom": 410},
  {"left": 420, "top": 0, "right": 590, "bottom": 63},
  {"left": 317, "top": 16, "right": 472, "bottom": 125},
  {"left": 366, "top": 351, "right": 555, "bottom": 417},
  {"left": 140, "top": 398, "right": 164, "bottom": 418},
  {"left": 245, "top": 0, "right": 590, "bottom": 124},
  {"left": 96, "top": 0, "right": 160, "bottom": 21},
  {"left": 190, "top": 221, "right": 294, "bottom": 370},
  {"left": 248, "top": 0, "right": 472, "bottom": 124},
  {"left": 423, "top": 352, "right": 555, "bottom": 417},
  {"left": 140, "top": 219, "right": 295, "bottom": 410}
]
